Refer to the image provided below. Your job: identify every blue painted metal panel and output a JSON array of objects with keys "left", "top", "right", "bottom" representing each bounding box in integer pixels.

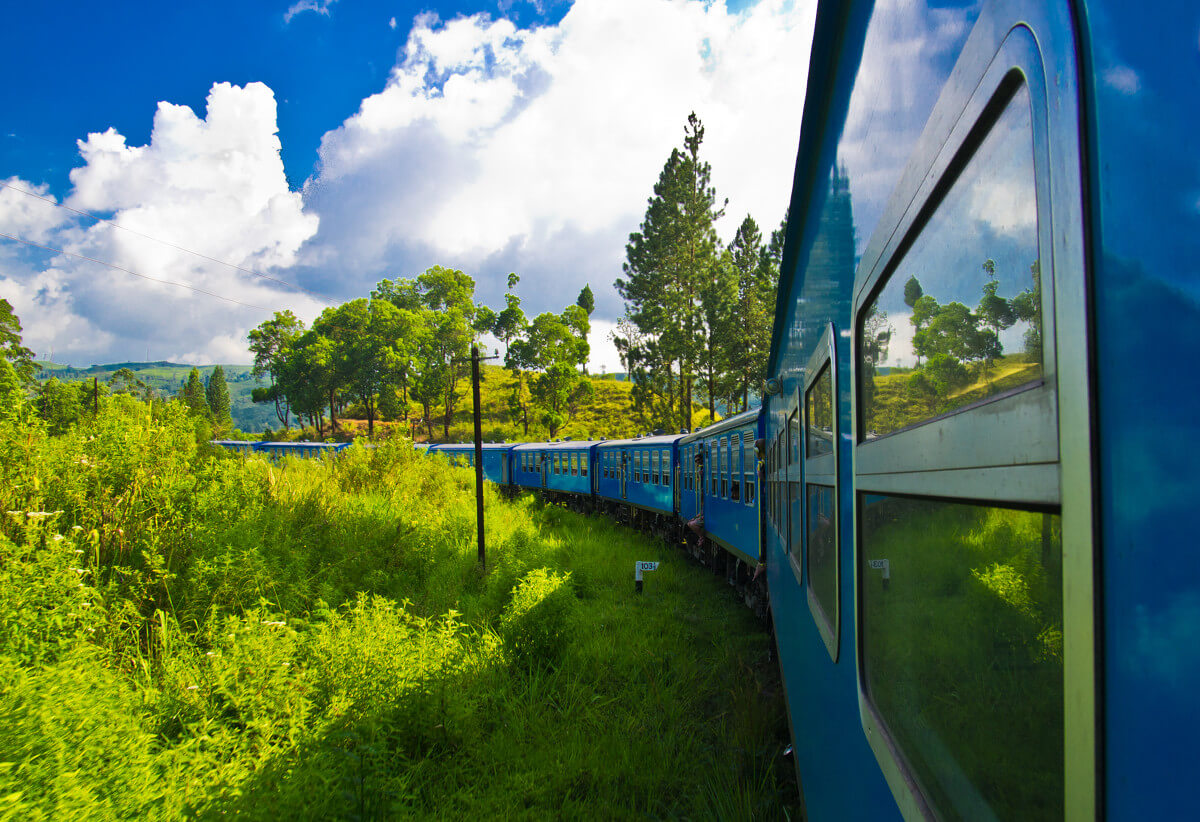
[
  {"left": 766, "top": 0, "right": 979, "bottom": 817},
  {"left": 1082, "top": 0, "right": 1200, "bottom": 814}
]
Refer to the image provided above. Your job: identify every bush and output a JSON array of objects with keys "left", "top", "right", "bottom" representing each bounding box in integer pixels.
[{"left": 499, "top": 568, "right": 576, "bottom": 668}]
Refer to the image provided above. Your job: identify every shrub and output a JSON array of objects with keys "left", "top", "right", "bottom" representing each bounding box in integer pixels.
[{"left": 499, "top": 568, "right": 576, "bottom": 668}]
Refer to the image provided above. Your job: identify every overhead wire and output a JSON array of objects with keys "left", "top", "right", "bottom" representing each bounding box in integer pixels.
[
  {"left": 0, "top": 181, "right": 334, "bottom": 306},
  {"left": 0, "top": 231, "right": 271, "bottom": 311}
]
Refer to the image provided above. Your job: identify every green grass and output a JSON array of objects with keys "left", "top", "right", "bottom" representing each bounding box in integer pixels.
[{"left": 0, "top": 397, "right": 793, "bottom": 819}]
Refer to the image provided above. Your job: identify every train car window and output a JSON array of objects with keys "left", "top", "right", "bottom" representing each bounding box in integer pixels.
[
  {"left": 651, "top": 451, "right": 660, "bottom": 485},
  {"left": 718, "top": 437, "right": 727, "bottom": 498},
  {"left": 709, "top": 443, "right": 717, "bottom": 495},
  {"left": 569, "top": 453, "right": 576, "bottom": 476},
  {"left": 805, "top": 326, "right": 839, "bottom": 660},
  {"left": 787, "top": 409, "right": 802, "bottom": 571},
  {"left": 848, "top": 45, "right": 1084, "bottom": 817},
  {"left": 731, "top": 435, "right": 742, "bottom": 502},
  {"left": 860, "top": 495, "right": 1063, "bottom": 819},
  {"left": 581, "top": 454, "right": 588, "bottom": 477},
  {"left": 806, "top": 365, "right": 834, "bottom": 458},
  {"left": 662, "top": 449, "right": 670, "bottom": 487}
]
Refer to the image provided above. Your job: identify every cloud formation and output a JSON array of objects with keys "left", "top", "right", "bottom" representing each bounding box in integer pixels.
[
  {"left": 302, "top": 0, "right": 818, "bottom": 362},
  {"left": 284, "top": 0, "right": 338, "bottom": 25},
  {"left": 0, "top": 82, "right": 321, "bottom": 365},
  {"left": 3, "top": 1, "right": 818, "bottom": 372}
]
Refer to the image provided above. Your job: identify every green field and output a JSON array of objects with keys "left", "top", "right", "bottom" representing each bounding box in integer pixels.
[{"left": 0, "top": 397, "right": 794, "bottom": 818}]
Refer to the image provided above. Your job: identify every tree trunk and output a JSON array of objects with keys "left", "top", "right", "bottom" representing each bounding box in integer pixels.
[{"left": 328, "top": 389, "right": 338, "bottom": 434}]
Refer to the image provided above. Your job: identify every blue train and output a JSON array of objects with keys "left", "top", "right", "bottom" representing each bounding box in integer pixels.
[{"left": 216, "top": 0, "right": 1199, "bottom": 815}]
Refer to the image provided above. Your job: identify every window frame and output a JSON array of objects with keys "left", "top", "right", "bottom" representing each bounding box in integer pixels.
[
  {"left": 846, "top": 16, "right": 1097, "bottom": 820},
  {"left": 804, "top": 322, "right": 840, "bottom": 662},
  {"left": 787, "top": 404, "right": 803, "bottom": 583}
]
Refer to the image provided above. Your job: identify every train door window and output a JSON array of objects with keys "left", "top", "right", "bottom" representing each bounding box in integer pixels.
[
  {"left": 846, "top": 35, "right": 1091, "bottom": 815},
  {"left": 717, "top": 438, "right": 726, "bottom": 498},
  {"left": 731, "top": 435, "right": 742, "bottom": 502},
  {"left": 787, "top": 407, "right": 802, "bottom": 578},
  {"left": 804, "top": 325, "right": 839, "bottom": 661}
]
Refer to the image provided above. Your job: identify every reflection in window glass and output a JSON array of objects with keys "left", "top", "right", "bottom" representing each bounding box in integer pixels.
[
  {"left": 806, "top": 485, "right": 837, "bottom": 629},
  {"left": 806, "top": 364, "right": 834, "bottom": 458},
  {"left": 662, "top": 450, "right": 671, "bottom": 486},
  {"left": 860, "top": 495, "right": 1063, "bottom": 819},
  {"left": 860, "top": 84, "right": 1042, "bottom": 440}
]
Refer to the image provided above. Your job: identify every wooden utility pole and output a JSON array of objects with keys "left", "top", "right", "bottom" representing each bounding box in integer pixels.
[
  {"left": 471, "top": 345, "right": 486, "bottom": 570},
  {"left": 459, "top": 345, "right": 498, "bottom": 570}
]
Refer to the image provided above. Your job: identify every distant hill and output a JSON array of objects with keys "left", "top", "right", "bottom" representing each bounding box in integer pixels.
[
  {"left": 34, "top": 361, "right": 719, "bottom": 440},
  {"left": 35, "top": 361, "right": 275, "bottom": 433}
]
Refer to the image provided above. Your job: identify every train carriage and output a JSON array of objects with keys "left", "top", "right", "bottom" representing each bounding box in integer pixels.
[
  {"left": 594, "top": 434, "right": 681, "bottom": 518},
  {"left": 678, "top": 409, "right": 764, "bottom": 568},
  {"left": 427, "top": 442, "right": 515, "bottom": 485},
  {"left": 509, "top": 440, "right": 600, "bottom": 501}
]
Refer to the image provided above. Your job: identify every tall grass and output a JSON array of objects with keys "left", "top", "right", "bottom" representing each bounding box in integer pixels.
[{"left": 0, "top": 397, "right": 795, "bottom": 818}]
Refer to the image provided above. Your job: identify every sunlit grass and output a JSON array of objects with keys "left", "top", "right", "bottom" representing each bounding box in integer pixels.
[{"left": 0, "top": 398, "right": 794, "bottom": 818}]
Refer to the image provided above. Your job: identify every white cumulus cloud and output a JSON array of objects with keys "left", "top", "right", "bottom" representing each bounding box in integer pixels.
[
  {"left": 301, "top": 0, "right": 818, "bottom": 372},
  {"left": 0, "top": 82, "right": 321, "bottom": 365}
]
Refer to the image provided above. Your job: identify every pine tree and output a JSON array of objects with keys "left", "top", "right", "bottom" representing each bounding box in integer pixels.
[
  {"left": 182, "top": 367, "right": 208, "bottom": 418},
  {"left": 206, "top": 365, "right": 232, "bottom": 431},
  {"left": 616, "top": 112, "right": 725, "bottom": 431},
  {"left": 576, "top": 284, "right": 595, "bottom": 374}
]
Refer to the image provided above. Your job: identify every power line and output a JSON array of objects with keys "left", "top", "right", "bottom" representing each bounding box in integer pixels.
[
  {"left": 0, "top": 181, "right": 334, "bottom": 305},
  {"left": 0, "top": 231, "right": 271, "bottom": 311}
]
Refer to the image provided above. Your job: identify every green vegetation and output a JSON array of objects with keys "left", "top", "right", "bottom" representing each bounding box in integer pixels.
[{"left": 0, "top": 397, "right": 792, "bottom": 818}]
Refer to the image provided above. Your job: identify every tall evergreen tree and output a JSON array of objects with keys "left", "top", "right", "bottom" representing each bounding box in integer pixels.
[
  {"left": 616, "top": 112, "right": 725, "bottom": 431},
  {"left": 182, "top": 368, "right": 208, "bottom": 418},
  {"left": 206, "top": 365, "right": 232, "bottom": 431},
  {"left": 576, "top": 283, "right": 595, "bottom": 374}
]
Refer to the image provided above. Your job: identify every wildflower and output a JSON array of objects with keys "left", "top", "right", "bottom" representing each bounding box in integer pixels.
[
  {"left": 72, "top": 568, "right": 87, "bottom": 574},
  {"left": 72, "top": 525, "right": 82, "bottom": 532},
  {"left": 53, "top": 534, "right": 64, "bottom": 542},
  {"left": 206, "top": 652, "right": 215, "bottom": 657},
  {"left": 187, "top": 685, "right": 199, "bottom": 691},
  {"left": 74, "top": 549, "right": 84, "bottom": 554},
  {"left": 261, "top": 620, "right": 286, "bottom": 627}
]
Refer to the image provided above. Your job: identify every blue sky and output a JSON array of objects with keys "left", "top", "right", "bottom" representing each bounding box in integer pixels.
[{"left": 0, "top": 0, "right": 815, "bottom": 369}]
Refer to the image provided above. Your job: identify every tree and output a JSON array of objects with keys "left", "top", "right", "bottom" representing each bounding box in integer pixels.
[
  {"left": 698, "top": 251, "right": 738, "bottom": 418},
  {"left": 0, "top": 299, "right": 35, "bottom": 384},
  {"left": 576, "top": 284, "right": 595, "bottom": 374},
  {"left": 728, "top": 214, "right": 780, "bottom": 411},
  {"left": 617, "top": 112, "right": 726, "bottom": 432},
  {"left": 903, "top": 275, "right": 924, "bottom": 309},
  {"left": 249, "top": 311, "right": 304, "bottom": 430},
  {"left": 517, "top": 309, "right": 592, "bottom": 438},
  {"left": 976, "top": 259, "right": 1017, "bottom": 381},
  {"left": 37, "top": 377, "right": 84, "bottom": 434},
  {"left": 181, "top": 368, "right": 208, "bottom": 418},
  {"left": 0, "top": 358, "right": 24, "bottom": 422},
  {"left": 206, "top": 365, "right": 232, "bottom": 431}
]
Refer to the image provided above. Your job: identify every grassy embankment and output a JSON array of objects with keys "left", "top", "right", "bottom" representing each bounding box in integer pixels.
[
  {"left": 0, "top": 398, "right": 792, "bottom": 819},
  {"left": 343, "top": 365, "right": 719, "bottom": 444}
]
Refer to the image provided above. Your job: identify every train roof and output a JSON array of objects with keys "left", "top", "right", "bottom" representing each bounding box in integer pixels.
[
  {"left": 510, "top": 440, "right": 603, "bottom": 452},
  {"left": 679, "top": 408, "right": 762, "bottom": 443},
  {"left": 596, "top": 433, "right": 685, "bottom": 448},
  {"left": 428, "top": 442, "right": 516, "bottom": 451}
]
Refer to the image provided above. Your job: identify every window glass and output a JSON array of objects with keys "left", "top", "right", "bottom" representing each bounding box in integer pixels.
[
  {"left": 859, "top": 84, "right": 1041, "bottom": 440},
  {"left": 788, "top": 411, "right": 801, "bottom": 557},
  {"left": 710, "top": 444, "right": 718, "bottom": 495},
  {"left": 806, "top": 364, "right": 834, "bottom": 458},
  {"left": 806, "top": 485, "right": 837, "bottom": 627},
  {"left": 731, "top": 435, "right": 742, "bottom": 502},
  {"left": 570, "top": 453, "right": 577, "bottom": 475},
  {"left": 662, "top": 450, "right": 670, "bottom": 486},
  {"left": 860, "top": 494, "right": 1063, "bottom": 819},
  {"left": 581, "top": 454, "right": 588, "bottom": 476}
]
